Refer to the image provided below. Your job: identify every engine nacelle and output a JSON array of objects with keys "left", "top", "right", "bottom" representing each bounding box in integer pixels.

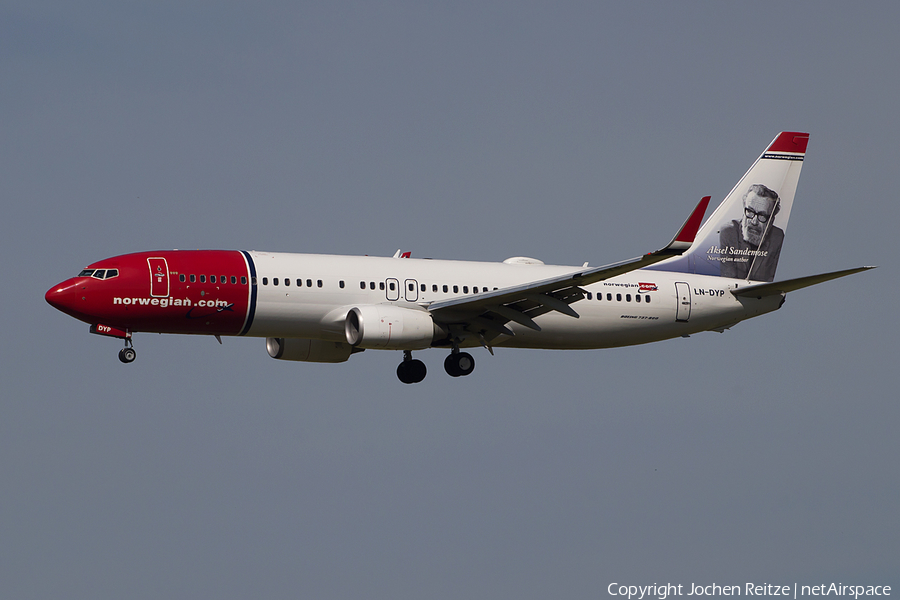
[
  {"left": 344, "top": 305, "right": 438, "bottom": 350},
  {"left": 266, "top": 337, "right": 355, "bottom": 363}
]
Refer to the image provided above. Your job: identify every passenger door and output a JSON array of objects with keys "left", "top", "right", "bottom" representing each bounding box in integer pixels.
[
  {"left": 675, "top": 282, "right": 691, "bottom": 322},
  {"left": 148, "top": 257, "right": 170, "bottom": 298}
]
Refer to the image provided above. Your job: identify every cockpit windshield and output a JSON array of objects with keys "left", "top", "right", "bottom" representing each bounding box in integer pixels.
[{"left": 78, "top": 269, "right": 119, "bottom": 280}]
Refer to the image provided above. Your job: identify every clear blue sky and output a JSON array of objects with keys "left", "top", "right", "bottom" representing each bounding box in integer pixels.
[{"left": 2, "top": 2, "right": 896, "bottom": 598}]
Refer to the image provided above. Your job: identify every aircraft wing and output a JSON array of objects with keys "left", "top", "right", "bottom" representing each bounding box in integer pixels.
[
  {"left": 731, "top": 266, "right": 876, "bottom": 298},
  {"left": 426, "top": 196, "right": 710, "bottom": 339}
]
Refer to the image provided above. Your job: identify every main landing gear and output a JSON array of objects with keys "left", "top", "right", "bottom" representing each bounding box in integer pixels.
[
  {"left": 444, "top": 350, "right": 475, "bottom": 377},
  {"left": 397, "top": 350, "right": 427, "bottom": 384},
  {"left": 118, "top": 339, "right": 136, "bottom": 364},
  {"left": 395, "top": 348, "right": 477, "bottom": 383}
]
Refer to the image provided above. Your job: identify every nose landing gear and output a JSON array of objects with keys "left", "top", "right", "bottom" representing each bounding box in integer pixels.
[
  {"left": 397, "top": 350, "right": 427, "bottom": 384},
  {"left": 118, "top": 339, "right": 136, "bottom": 364}
]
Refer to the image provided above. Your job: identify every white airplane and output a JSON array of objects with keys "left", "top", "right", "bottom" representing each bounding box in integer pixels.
[{"left": 46, "top": 132, "right": 873, "bottom": 383}]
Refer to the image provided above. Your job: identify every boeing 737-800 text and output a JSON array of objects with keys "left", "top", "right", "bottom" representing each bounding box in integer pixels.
[{"left": 46, "top": 132, "right": 873, "bottom": 383}]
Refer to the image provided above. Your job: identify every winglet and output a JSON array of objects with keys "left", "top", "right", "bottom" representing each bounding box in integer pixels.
[{"left": 657, "top": 196, "right": 710, "bottom": 253}]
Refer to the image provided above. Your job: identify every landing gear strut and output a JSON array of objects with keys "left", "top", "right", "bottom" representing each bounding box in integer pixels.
[
  {"left": 118, "top": 339, "right": 136, "bottom": 364},
  {"left": 444, "top": 350, "right": 475, "bottom": 377},
  {"left": 397, "top": 350, "right": 427, "bottom": 384}
]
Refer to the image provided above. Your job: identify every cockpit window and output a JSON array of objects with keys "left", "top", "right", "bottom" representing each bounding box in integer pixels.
[{"left": 81, "top": 268, "right": 119, "bottom": 280}]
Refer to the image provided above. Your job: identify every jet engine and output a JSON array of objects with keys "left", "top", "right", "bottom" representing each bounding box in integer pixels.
[
  {"left": 266, "top": 337, "right": 356, "bottom": 363},
  {"left": 344, "top": 305, "right": 441, "bottom": 350}
]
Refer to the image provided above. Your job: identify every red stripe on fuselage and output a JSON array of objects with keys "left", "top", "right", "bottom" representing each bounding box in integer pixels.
[{"left": 47, "top": 250, "right": 252, "bottom": 335}]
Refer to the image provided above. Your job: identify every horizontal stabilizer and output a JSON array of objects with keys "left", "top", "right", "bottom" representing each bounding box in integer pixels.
[{"left": 731, "top": 266, "right": 876, "bottom": 298}]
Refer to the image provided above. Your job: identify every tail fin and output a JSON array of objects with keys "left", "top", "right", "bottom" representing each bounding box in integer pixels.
[{"left": 650, "top": 132, "right": 808, "bottom": 282}]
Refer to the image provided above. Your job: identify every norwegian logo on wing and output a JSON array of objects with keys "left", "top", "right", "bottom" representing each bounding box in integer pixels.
[{"left": 639, "top": 282, "right": 658, "bottom": 292}]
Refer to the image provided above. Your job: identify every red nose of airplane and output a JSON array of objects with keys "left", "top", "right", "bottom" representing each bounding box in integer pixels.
[{"left": 46, "top": 279, "right": 93, "bottom": 322}]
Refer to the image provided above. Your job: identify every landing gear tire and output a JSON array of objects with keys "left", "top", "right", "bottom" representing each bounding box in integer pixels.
[
  {"left": 118, "top": 347, "right": 136, "bottom": 364},
  {"left": 397, "top": 358, "right": 427, "bottom": 384},
  {"left": 444, "top": 352, "right": 475, "bottom": 377}
]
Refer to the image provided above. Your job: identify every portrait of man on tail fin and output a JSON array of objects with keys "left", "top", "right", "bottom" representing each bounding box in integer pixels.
[{"left": 719, "top": 184, "right": 785, "bottom": 281}]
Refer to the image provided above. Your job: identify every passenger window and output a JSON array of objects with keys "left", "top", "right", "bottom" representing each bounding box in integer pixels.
[
  {"left": 285, "top": 278, "right": 290, "bottom": 286},
  {"left": 408, "top": 283, "right": 414, "bottom": 291},
  {"left": 211, "top": 275, "right": 217, "bottom": 283},
  {"left": 297, "top": 279, "right": 302, "bottom": 286},
  {"left": 463, "top": 286, "right": 468, "bottom": 293},
  {"left": 317, "top": 280, "right": 322, "bottom": 288},
  {"left": 645, "top": 295, "right": 651, "bottom": 303},
  {"left": 432, "top": 284, "right": 438, "bottom": 292},
  {"left": 190, "top": 275, "right": 196, "bottom": 283},
  {"left": 221, "top": 275, "right": 226, "bottom": 283},
  {"left": 586, "top": 292, "right": 592, "bottom": 300},
  {"left": 200, "top": 275, "right": 206, "bottom": 283},
  {"left": 421, "top": 284, "right": 426, "bottom": 292},
  {"left": 626, "top": 294, "right": 631, "bottom": 302},
  {"left": 370, "top": 282, "right": 376, "bottom": 290},
  {"left": 360, "top": 281, "right": 366, "bottom": 289},
  {"left": 453, "top": 285, "right": 459, "bottom": 293},
  {"left": 635, "top": 294, "right": 641, "bottom": 303},
  {"left": 339, "top": 281, "right": 345, "bottom": 288},
  {"left": 607, "top": 293, "right": 612, "bottom": 301},
  {"left": 307, "top": 279, "right": 312, "bottom": 287},
  {"left": 443, "top": 285, "right": 448, "bottom": 293},
  {"left": 241, "top": 276, "right": 247, "bottom": 285},
  {"left": 180, "top": 274, "right": 186, "bottom": 282},
  {"left": 231, "top": 276, "right": 237, "bottom": 284},
  {"left": 380, "top": 282, "right": 385, "bottom": 290},
  {"left": 616, "top": 293, "right": 621, "bottom": 301},
  {"left": 389, "top": 282, "right": 396, "bottom": 291},
  {"left": 251, "top": 277, "right": 257, "bottom": 286},
  {"left": 262, "top": 277, "right": 268, "bottom": 285},
  {"left": 273, "top": 278, "right": 279, "bottom": 286}
]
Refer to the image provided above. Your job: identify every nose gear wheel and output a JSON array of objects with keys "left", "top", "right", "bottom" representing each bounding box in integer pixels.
[{"left": 118, "top": 347, "right": 136, "bottom": 363}]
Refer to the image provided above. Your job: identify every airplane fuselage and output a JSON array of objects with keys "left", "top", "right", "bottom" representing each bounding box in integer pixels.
[{"left": 47, "top": 249, "right": 782, "bottom": 350}]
